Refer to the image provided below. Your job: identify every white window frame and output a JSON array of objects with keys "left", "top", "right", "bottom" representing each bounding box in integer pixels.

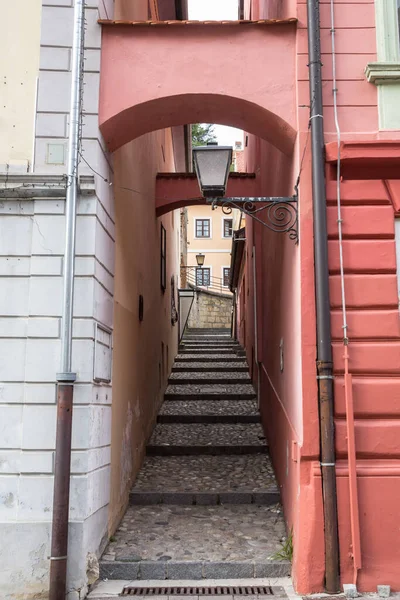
[
  {"left": 366, "top": 0, "right": 400, "bottom": 128},
  {"left": 194, "top": 218, "right": 212, "bottom": 239},
  {"left": 222, "top": 217, "right": 233, "bottom": 239},
  {"left": 221, "top": 266, "right": 231, "bottom": 288}
]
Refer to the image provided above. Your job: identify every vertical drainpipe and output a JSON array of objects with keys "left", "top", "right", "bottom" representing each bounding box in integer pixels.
[
  {"left": 49, "top": 1, "right": 85, "bottom": 599},
  {"left": 306, "top": 0, "right": 340, "bottom": 593}
]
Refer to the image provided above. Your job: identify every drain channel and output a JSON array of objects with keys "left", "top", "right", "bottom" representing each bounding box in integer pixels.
[{"left": 121, "top": 586, "right": 275, "bottom": 596}]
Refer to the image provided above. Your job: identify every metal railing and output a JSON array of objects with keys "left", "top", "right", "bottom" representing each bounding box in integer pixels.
[{"left": 184, "top": 267, "right": 231, "bottom": 295}]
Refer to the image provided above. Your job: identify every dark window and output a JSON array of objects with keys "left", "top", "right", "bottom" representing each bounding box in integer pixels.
[
  {"left": 223, "top": 219, "right": 233, "bottom": 238},
  {"left": 195, "top": 219, "right": 210, "bottom": 238},
  {"left": 196, "top": 268, "right": 210, "bottom": 286},
  {"left": 223, "top": 267, "right": 230, "bottom": 287},
  {"left": 160, "top": 224, "right": 166, "bottom": 292}
]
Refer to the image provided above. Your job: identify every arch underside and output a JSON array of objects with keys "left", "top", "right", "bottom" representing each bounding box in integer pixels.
[{"left": 101, "top": 93, "right": 297, "bottom": 156}]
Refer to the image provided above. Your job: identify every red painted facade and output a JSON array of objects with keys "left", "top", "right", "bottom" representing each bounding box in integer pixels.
[{"left": 98, "top": 0, "right": 400, "bottom": 593}]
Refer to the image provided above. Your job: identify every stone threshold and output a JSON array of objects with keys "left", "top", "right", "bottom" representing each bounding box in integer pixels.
[{"left": 99, "top": 560, "right": 291, "bottom": 581}]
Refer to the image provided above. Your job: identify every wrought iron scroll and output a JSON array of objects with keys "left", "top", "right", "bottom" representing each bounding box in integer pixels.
[{"left": 208, "top": 196, "right": 298, "bottom": 243}]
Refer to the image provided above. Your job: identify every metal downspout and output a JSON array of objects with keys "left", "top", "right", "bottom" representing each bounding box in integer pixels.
[
  {"left": 306, "top": 0, "right": 340, "bottom": 592},
  {"left": 49, "top": 1, "right": 85, "bottom": 598}
]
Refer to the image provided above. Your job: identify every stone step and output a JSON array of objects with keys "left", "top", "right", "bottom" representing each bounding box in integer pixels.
[
  {"left": 158, "top": 399, "right": 259, "bottom": 424},
  {"left": 169, "top": 372, "right": 251, "bottom": 385},
  {"left": 180, "top": 340, "right": 239, "bottom": 346},
  {"left": 165, "top": 383, "right": 256, "bottom": 401},
  {"left": 160, "top": 399, "right": 257, "bottom": 416},
  {"left": 172, "top": 363, "right": 248, "bottom": 372},
  {"left": 179, "top": 348, "right": 238, "bottom": 354},
  {"left": 132, "top": 454, "right": 279, "bottom": 496},
  {"left": 147, "top": 423, "right": 267, "bottom": 455},
  {"left": 99, "top": 504, "right": 290, "bottom": 581},
  {"left": 176, "top": 354, "right": 245, "bottom": 362}
]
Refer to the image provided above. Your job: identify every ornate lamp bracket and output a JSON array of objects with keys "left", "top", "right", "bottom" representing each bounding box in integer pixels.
[{"left": 207, "top": 193, "right": 298, "bottom": 244}]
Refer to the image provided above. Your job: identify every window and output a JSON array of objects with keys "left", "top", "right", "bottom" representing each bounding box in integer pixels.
[
  {"left": 160, "top": 224, "right": 166, "bottom": 292},
  {"left": 196, "top": 268, "right": 210, "bottom": 286},
  {"left": 366, "top": 0, "right": 400, "bottom": 128},
  {"left": 195, "top": 219, "right": 210, "bottom": 238},
  {"left": 223, "top": 218, "right": 233, "bottom": 238},
  {"left": 223, "top": 267, "right": 231, "bottom": 287}
]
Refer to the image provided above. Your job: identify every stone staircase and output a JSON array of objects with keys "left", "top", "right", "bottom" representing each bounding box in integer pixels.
[{"left": 100, "top": 329, "right": 290, "bottom": 581}]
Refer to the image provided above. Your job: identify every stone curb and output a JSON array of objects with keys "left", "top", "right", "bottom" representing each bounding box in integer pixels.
[
  {"left": 99, "top": 560, "right": 291, "bottom": 581},
  {"left": 129, "top": 490, "right": 280, "bottom": 506},
  {"left": 146, "top": 445, "right": 269, "bottom": 456}
]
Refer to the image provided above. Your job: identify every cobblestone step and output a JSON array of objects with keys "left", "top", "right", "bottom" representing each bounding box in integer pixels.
[
  {"left": 165, "top": 383, "right": 256, "bottom": 401},
  {"left": 169, "top": 373, "right": 251, "bottom": 385},
  {"left": 131, "top": 455, "right": 278, "bottom": 494},
  {"left": 159, "top": 399, "right": 257, "bottom": 415},
  {"left": 180, "top": 341, "right": 239, "bottom": 347},
  {"left": 99, "top": 504, "right": 290, "bottom": 581},
  {"left": 147, "top": 423, "right": 267, "bottom": 455},
  {"left": 158, "top": 399, "right": 259, "bottom": 424},
  {"left": 172, "top": 363, "right": 248, "bottom": 372},
  {"left": 179, "top": 348, "right": 238, "bottom": 355},
  {"left": 176, "top": 354, "right": 245, "bottom": 362}
]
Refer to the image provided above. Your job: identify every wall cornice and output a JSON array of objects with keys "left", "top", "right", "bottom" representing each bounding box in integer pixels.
[{"left": 0, "top": 174, "right": 96, "bottom": 198}]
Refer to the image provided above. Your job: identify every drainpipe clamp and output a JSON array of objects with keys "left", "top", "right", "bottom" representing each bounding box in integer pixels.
[
  {"left": 49, "top": 556, "right": 68, "bottom": 561},
  {"left": 316, "top": 374, "right": 335, "bottom": 380},
  {"left": 320, "top": 463, "right": 336, "bottom": 467}
]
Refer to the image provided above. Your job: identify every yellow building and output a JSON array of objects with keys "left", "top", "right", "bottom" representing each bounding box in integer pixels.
[{"left": 185, "top": 204, "right": 243, "bottom": 294}]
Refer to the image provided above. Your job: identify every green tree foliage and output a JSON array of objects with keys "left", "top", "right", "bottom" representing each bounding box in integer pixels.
[{"left": 192, "top": 123, "right": 217, "bottom": 147}]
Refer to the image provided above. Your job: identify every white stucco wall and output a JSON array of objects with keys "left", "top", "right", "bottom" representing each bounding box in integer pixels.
[{"left": 0, "top": 1, "right": 115, "bottom": 598}]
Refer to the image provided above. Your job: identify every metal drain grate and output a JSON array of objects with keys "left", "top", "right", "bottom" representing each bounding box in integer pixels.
[{"left": 121, "top": 586, "right": 275, "bottom": 596}]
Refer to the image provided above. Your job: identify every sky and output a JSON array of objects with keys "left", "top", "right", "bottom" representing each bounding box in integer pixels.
[{"left": 188, "top": 0, "right": 244, "bottom": 149}]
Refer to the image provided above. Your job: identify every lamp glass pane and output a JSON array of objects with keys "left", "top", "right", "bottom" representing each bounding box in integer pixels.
[{"left": 194, "top": 148, "right": 231, "bottom": 188}]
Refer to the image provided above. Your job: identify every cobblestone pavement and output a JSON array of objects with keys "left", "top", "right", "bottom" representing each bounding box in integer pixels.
[
  {"left": 133, "top": 456, "right": 277, "bottom": 492},
  {"left": 100, "top": 330, "right": 286, "bottom": 583},
  {"left": 149, "top": 424, "right": 267, "bottom": 447},
  {"left": 165, "top": 384, "right": 256, "bottom": 395},
  {"left": 176, "top": 354, "right": 243, "bottom": 360},
  {"left": 173, "top": 362, "right": 248, "bottom": 370},
  {"left": 102, "top": 504, "right": 285, "bottom": 563},
  {"left": 159, "top": 400, "right": 258, "bottom": 416},
  {"left": 169, "top": 372, "right": 251, "bottom": 381}
]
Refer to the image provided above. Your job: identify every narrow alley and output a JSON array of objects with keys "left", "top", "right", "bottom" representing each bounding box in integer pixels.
[{"left": 99, "top": 329, "right": 290, "bottom": 582}]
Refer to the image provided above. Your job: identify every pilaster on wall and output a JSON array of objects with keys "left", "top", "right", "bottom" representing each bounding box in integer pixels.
[{"left": 0, "top": 1, "right": 115, "bottom": 598}]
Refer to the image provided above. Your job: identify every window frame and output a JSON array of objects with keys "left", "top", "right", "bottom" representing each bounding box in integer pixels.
[
  {"left": 222, "top": 218, "right": 233, "bottom": 239},
  {"left": 222, "top": 266, "right": 231, "bottom": 288},
  {"left": 366, "top": 0, "right": 400, "bottom": 128},
  {"left": 194, "top": 218, "right": 211, "bottom": 239},
  {"left": 196, "top": 267, "right": 211, "bottom": 287},
  {"left": 160, "top": 223, "right": 166, "bottom": 292}
]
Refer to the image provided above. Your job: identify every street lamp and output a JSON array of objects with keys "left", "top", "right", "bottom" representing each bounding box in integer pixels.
[
  {"left": 192, "top": 145, "right": 298, "bottom": 243},
  {"left": 193, "top": 146, "right": 232, "bottom": 198},
  {"left": 195, "top": 253, "right": 205, "bottom": 268}
]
